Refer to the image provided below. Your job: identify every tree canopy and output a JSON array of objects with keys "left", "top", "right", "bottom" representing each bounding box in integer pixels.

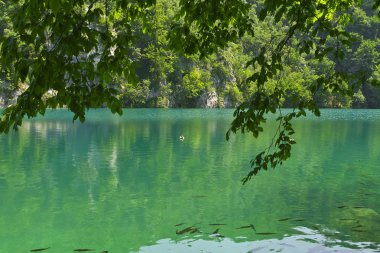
[{"left": 0, "top": 0, "right": 379, "bottom": 181}]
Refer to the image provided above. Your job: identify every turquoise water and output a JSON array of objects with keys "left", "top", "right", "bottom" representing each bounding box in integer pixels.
[{"left": 0, "top": 109, "right": 379, "bottom": 252}]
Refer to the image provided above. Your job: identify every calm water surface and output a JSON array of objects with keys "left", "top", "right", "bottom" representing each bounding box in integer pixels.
[{"left": 0, "top": 109, "right": 379, "bottom": 252}]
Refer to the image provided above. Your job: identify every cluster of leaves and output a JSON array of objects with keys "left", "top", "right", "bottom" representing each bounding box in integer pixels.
[{"left": 0, "top": 0, "right": 156, "bottom": 132}]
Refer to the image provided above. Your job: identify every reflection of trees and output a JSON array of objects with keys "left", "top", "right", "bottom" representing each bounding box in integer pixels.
[
  {"left": 279, "top": 117, "right": 380, "bottom": 242},
  {"left": 0, "top": 109, "right": 379, "bottom": 251}
]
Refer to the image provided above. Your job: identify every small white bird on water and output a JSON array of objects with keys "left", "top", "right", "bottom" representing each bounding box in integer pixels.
[{"left": 179, "top": 135, "right": 185, "bottom": 141}]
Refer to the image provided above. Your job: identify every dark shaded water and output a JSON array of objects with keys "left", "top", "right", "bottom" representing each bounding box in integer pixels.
[{"left": 0, "top": 109, "right": 379, "bottom": 252}]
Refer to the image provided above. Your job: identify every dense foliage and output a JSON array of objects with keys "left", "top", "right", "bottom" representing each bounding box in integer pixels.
[
  {"left": 2, "top": 1, "right": 378, "bottom": 110},
  {"left": 0, "top": 0, "right": 379, "bottom": 180}
]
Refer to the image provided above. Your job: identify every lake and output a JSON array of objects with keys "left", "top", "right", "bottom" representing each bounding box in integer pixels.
[{"left": 0, "top": 109, "right": 379, "bottom": 253}]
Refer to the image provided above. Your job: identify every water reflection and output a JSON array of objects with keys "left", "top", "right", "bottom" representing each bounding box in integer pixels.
[{"left": 0, "top": 109, "right": 379, "bottom": 252}]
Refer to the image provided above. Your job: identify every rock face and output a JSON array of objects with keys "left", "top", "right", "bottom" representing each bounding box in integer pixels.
[
  {"left": 223, "top": 95, "right": 235, "bottom": 108},
  {"left": 1, "top": 87, "right": 237, "bottom": 109},
  {"left": 0, "top": 93, "right": 15, "bottom": 108},
  {"left": 197, "top": 91, "right": 219, "bottom": 108},
  {"left": 0, "top": 83, "right": 28, "bottom": 108},
  {"left": 0, "top": 96, "right": 5, "bottom": 108}
]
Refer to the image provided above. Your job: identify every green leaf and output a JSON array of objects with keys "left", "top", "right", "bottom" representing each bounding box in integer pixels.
[
  {"left": 258, "top": 9, "right": 267, "bottom": 21},
  {"left": 49, "top": 0, "right": 61, "bottom": 14}
]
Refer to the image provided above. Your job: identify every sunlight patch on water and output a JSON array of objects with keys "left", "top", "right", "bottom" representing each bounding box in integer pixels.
[{"left": 138, "top": 227, "right": 380, "bottom": 253}]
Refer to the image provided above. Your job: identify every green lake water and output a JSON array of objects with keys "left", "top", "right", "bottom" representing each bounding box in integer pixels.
[{"left": 0, "top": 109, "right": 379, "bottom": 252}]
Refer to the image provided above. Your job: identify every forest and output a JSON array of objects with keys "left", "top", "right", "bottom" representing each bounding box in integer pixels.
[{"left": 0, "top": 0, "right": 379, "bottom": 109}]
